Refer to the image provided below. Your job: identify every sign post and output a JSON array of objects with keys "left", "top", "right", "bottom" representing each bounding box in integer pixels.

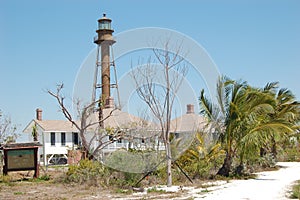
[{"left": 1, "top": 142, "right": 42, "bottom": 178}]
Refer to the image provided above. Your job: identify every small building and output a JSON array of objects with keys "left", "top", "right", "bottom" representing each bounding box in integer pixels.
[
  {"left": 23, "top": 109, "right": 80, "bottom": 165},
  {"left": 22, "top": 105, "right": 158, "bottom": 165},
  {"left": 22, "top": 103, "right": 206, "bottom": 165},
  {"left": 171, "top": 104, "right": 207, "bottom": 133},
  {"left": 170, "top": 104, "right": 207, "bottom": 159}
]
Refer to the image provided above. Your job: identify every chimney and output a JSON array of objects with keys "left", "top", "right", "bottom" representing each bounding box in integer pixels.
[
  {"left": 105, "top": 96, "right": 115, "bottom": 109},
  {"left": 186, "top": 104, "right": 194, "bottom": 114},
  {"left": 36, "top": 108, "right": 42, "bottom": 120}
]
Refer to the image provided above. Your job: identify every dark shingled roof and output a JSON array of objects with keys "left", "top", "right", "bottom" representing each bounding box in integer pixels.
[{"left": 0, "top": 142, "right": 42, "bottom": 149}]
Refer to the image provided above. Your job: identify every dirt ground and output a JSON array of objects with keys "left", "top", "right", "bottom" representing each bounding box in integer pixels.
[
  {"left": 0, "top": 180, "right": 199, "bottom": 200},
  {"left": 1, "top": 163, "right": 300, "bottom": 200},
  {"left": 0, "top": 168, "right": 198, "bottom": 200}
]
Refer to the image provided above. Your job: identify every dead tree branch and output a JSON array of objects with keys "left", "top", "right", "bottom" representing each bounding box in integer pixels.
[{"left": 48, "top": 84, "right": 120, "bottom": 158}]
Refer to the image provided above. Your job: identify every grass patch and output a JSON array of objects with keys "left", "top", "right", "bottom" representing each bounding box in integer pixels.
[
  {"left": 14, "top": 191, "right": 24, "bottom": 195},
  {"left": 0, "top": 175, "right": 12, "bottom": 183},
  {"left": 115, "top": 188, "right": 132, "bottom": 194},
  {"left": 147, "top": 187, "right": 167, "bottom": 193},
  {"left": 200, "top": 188, "right": 210, "bottom": 193},
  {"left": 290, "top": 180, "right": 300, "bottom": 199},
  {"left": 29, "top": 175, "right": 51, "bottom": 183},
  {"left": 0, "top": 175, "right": 16, "bottom": 186}
]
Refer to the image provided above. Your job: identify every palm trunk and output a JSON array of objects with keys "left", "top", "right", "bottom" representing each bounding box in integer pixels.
[
  {"left": 260, "top": 147, "right": 267, "bottom": 157},
  {"left": 235, "top": 153, "right": 244, "bottom": 175},
  {"left": 235, "top": 164, "right": 244, "bottom": 176},
  {"left": 217, "top": 153, "right": 232, "bottom": 177},
  {"left": 271, "top": 136, "right": 277, "bottom": 159}
]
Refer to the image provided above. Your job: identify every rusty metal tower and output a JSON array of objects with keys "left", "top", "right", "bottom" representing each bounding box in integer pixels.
[{"left": 92, "top": 14, "right": 120, "bottom": 111}]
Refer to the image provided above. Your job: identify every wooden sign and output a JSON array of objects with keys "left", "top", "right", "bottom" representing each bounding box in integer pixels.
[
  {"left": 7, "top": 149, "right": 35, "bottom": 170},
  {"left": 1, "top": 142, "right": 42, "bottom": 178}
]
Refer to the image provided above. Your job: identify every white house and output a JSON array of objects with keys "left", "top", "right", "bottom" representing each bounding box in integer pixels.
[
  {"left": 22, "top": 107, "right": 160, "bottom": 165},
  {"left": 23, "top": 109, "right": 81, "bottom": 165},
  {"left": 23, "top": 104, "right": 206, "bottom": 165}
]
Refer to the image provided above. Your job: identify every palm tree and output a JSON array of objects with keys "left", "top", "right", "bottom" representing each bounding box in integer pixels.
[
  {"left": 199, "top": 76, "right": 299, "bottom": 176},
  {"left": 261, "top": 83, "right": 300, "bottom": 158},
  {"left": 200, "top": 76, "right": 249, "bottom": 176}
]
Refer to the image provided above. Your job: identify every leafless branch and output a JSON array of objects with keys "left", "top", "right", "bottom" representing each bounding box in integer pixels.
[
  {"left": 0, "top": 110, "right": 18, "bottom": 143},
  {"left": 48, "top": 84, "right": 119, "bottom": 157},
  {"left": 130, "top": 40, "right": 188, "bottom": 186}
]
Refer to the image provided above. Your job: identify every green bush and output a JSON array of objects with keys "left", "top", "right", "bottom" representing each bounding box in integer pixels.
[
  {"left": 109, "top": 171, "right": 142, "bottom": 188},
  {"left": 65, "top": 159, "right": 143, "bottom": 188},
  {"left": 257, "top": 153, "right": 276, "bottom": 168},
  {"left": 65, "top": 159, "right": 108, "bottom": 186},
  {"left": 282, "top": 148, "right": 300, "bottom": 162},
  {"left": 176, "top": 142, "right": 225, "bottom": 179}
]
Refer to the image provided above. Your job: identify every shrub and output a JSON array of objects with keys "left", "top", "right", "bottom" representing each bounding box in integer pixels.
[
  {"left": 65, "top": 159, "right": 108, "bottom": 186},
  {"left": 109, "top": 171, "right": 142, "bottom": 188},
  {"left": 65, "top": 159, "right": 142, "bottom": 188},
  {"left": 281, "top": 148, "right": 300, "bottom": 162},
  {"left": 0, "top": 174, "right": 12, "bottom": 183},
  {"left": 257, "top": 153, "right": 276, "bottom": 168}
]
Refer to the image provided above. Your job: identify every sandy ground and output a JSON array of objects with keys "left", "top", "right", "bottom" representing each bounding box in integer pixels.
[
  {"left": 131, "top": 162, "right": 300, "bottom": 199},
  {"left": 187, "top": 162, "right": 300, "bottom": 199}
]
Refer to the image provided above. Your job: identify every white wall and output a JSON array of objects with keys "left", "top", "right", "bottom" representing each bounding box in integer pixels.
[{"left": 48, "top": 132, "right": 76, "bottom": 153}]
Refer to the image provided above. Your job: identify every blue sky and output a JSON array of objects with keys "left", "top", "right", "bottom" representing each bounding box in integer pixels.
[{"left": 1, "top": 0, "right": 299, "bottom": 138}]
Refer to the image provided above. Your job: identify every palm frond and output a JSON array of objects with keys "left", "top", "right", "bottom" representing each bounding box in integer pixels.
[{"left": 263, "top": 82, "right": 279, "bottom": 92}]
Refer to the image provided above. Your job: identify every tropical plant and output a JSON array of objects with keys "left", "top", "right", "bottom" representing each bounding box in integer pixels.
[
  {"left": 199, "top": 76, "right": 299, "bottom": 176},
  {"left": 182, "top": 132, "right": 225, "bottom": 178},
  {"left": 261, "top": 83, "right": 300, "bottom": 158},
  {"left": 32, "top": 123, "right": 38, "bottom": 141}
]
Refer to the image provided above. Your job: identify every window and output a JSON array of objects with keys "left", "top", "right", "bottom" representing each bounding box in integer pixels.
[
  {"left": 50, "top": 132, "right": 55, "bottom": 146},
  {"left": 72, "top": 132, "right": 79, "bottom": 145},
  {"left": 99, "top": 21, "right": 111, "bottom": 30},
  {"left": 61, "top": 132, "right": 66, "bottom": 146}
]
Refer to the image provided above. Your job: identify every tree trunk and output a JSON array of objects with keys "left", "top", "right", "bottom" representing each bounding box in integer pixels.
[
  {"left": 166, "top": 141, "right": 172, "bottom": 186},
  {"left": 235, "top": 163, "right": 244, "bottom": 176},
  {"left": 260, "top": 147, "right": 267, "bottom": 157},
  {"left": 217, "top": 153, "right": 232, "bottom": 177},
  {"left": 271, "top": 136, "right": 277, "bottom": 159}
]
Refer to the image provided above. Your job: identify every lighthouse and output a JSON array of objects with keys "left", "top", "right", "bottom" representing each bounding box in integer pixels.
[{"left": 92, "top": 14, "right": 117, "bottom": 109}]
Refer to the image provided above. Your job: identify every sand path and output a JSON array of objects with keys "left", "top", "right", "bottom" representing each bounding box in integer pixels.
[{"left": 198, "top": 162, "right": 300, "bottom": 199}]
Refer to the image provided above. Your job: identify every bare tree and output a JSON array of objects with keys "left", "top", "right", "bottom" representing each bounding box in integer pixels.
[
  {"left": 48, "top": 84, "right": 124, "bottom": 159},
  {"left": 0, "top": 110, "right": 18, "bottom": 144},
  {"left": 131, "top": 41, "right": 188, "bottom": 186}
]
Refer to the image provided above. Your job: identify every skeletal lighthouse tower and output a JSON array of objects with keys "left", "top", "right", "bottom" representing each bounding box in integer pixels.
[{"left": 92, "top": 14, "right": 119, "bottom": 110}]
